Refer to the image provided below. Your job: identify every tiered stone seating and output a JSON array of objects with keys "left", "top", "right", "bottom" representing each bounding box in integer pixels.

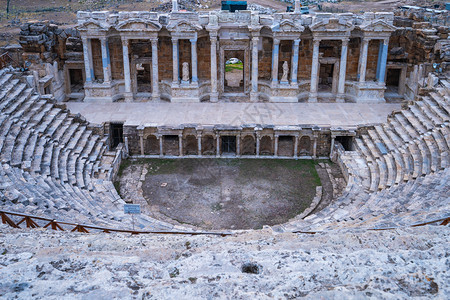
[
  {"left": 0, "top": 71, "right": 173, "bottom": 231},
  {"left": 354, "top": 83, "right": 449, "bottom": 192}
]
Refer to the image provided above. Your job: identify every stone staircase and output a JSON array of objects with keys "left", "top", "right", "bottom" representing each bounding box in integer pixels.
[{"left": 0, "top": 70, "right": 173, "bottom": 231}]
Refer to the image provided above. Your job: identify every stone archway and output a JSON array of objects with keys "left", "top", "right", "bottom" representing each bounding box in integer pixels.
[
  {"left": 202, "top": 135, "right": 215, "bottom": 155},
  {"left": 145, "top": 135, "right": 159, "bottom": 155},
  {"left": 241, "top": 135, "right": 256, "bottom": 155},
  {"left": 184, "top": 135, "right": 197, "bottom": 155},
  {"left": 260, "top": 136, "right": 273, "bottom": 155},
  {"left": 298, "top": 136, "right": 312, "bottom": 156}
]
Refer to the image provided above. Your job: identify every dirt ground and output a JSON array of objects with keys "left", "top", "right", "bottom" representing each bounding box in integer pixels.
[{"left": 117, "top": 158, "right": 338, "bottom": 230}]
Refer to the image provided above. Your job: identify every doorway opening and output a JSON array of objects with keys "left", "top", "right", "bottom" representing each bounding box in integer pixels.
[
  {"left": 335, "top": 136, "right": 353, "bottom": 151},
  {"left": 386, "top": 68, "right": 401, "bottom": 93},
  {"left": 221, "top": 136, "right": 237, "bottom": 154},
  {"left": 136, "top": 63, "right": 152, "bottom": 93},
  {"left": 278, "top": 136, "right": 294, "bottom": 157},
  {"left": 224, "top": 51, "right": 245, "bottom": 93},
  {"left": 69, "top": 69, "right": 83, "bottom": 93},
  {"left": 110, "top": 123, "right": 124, "bottom": 149},
  {"left": 319, "top": 63, "right": 335, "bottom": 92}
]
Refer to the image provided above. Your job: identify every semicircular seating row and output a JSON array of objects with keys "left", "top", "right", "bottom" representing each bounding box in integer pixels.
[
  {"left": 283, "top": 81, "right": 450, "bottom": 232},
  {"left": 0, "top": 69, "right": 173, "bottom": 231}
]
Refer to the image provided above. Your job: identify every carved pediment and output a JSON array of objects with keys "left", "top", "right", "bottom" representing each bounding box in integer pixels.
[
  {"left": 272, "top": 20, "right": 305, "bottom": 33},
  {"left": 361, "top": 19, "right": 396, "bottom": 32},
  {"left": 310, "top": 18, "right": 354, "bottom": 33},
  {"left": 77, "top": 20, "right": 110, "bottom": 32},
  {"left": 167, "top": 20, "right": 202, "bottom": 33},
  {"left": 117, "top": 19, "right": 162, "bottom": 32}
]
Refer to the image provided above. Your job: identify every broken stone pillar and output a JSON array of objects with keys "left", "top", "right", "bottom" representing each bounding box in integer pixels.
[
  {"left": 151, "top": 38, "right": 160, "bottom": 101},
  {"left": 172, "top": 0, "right": 178, "bottom": 12},
  {"left": 100, "top": 37, "right": 111, "bottom": 84},
  {"left": 271, "top": 38, "right": 280, "bottom": 87},
  {"left": 309, "top": 39, "right": 320, "bottom": 103},
  {"left": 294, "top": 0, "right": 301, "bottom": 13},
  {"left": 172, "top": 38, "right": 179, "bottom": 85},
  {"left": 210, "top": 34, "right": 219, "bottom": 102},
  {"left": 121, "top": 38, "right": 132, "bottom": 102},
  {"left": 337, "top": 38, "right": 349, "bottom": 102},
  {"left": 358, "top": 38, "right": 369, "bottom": 83},
  {"left": 291, "top": 39, "right": 300, "bottom": 85},
  {"left": 190, "top": 37, "right": 198, "bottom": 84},
  {"left": 82, "top": 37, "right": 93, "bottom": 83},
  {"left": 251, "top": 36, "right": 259, "bottom": 102}
]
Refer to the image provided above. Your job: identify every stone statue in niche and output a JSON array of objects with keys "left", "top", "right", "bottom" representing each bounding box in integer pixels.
[
  {"left": 182, "top": 62, "right": 190, "bottom": 82},
  {"left": 281, "top": 61, "right": 289, "bottom": 84}
]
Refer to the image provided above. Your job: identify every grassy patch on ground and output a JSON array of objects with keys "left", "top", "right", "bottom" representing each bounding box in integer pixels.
[
  {"left": 117, "top": 158, "right": 329, "bottom": 230},
  {"left": 225, "top": 62, "right": 244, "bottom": 72}
]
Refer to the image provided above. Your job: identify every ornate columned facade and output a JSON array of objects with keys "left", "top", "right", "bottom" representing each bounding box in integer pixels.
[{"left": 77, "top": 11, "right": 396, "bottom": 103}]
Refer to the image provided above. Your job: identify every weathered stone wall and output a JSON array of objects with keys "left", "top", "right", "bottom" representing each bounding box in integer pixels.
[
  {"left": 91, "top": 39, "right": 104, "bottom": 81},
  {"left": 179, "top": 39, "right": 192, "bottom": 77},
  {"left": 109, "top": 38, "right": 124, "bottom": 80},
  {"left": 258, "top": 37, "right": 272, "bottom": 81},
  {"left": 366, "top": 40, "right": 380, "bottom": 81},
  {"left": 346, "top": 38, "right": 361, "bottom": 81},
  {"left": 123, "top": 126, "right": 140, "bottom": 156},
  {"left": 158, "top": 37, "right": 173, "bottom": 81},
  {"left": 197, "top": 37, "right": 211, "bottom": 80},
  {"left": 299, "top": 39, "right": 312, "bottom": 80}
]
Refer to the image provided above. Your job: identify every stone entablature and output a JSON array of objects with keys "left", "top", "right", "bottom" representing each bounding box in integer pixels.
[
  {"left": 76, "top": 10, "right": 396, "bottom": 103},
  {"left": 122, "top": 123, "right": 356, "bottom": 159}
]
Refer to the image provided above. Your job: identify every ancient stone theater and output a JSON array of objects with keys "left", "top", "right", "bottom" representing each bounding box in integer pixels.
[{"left": 0, "top": 0, "right": 449, "bottom": 298}]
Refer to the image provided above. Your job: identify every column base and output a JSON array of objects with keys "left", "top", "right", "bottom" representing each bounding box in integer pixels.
[
  {"left": 336, "top": 93, "right": 346, "bottom": 103},
  {"left": 210, "top": 92, "right": 219, "bottom": 103},
  {"left": 250, "top": 91, "right": 259, "bottom": 102},
  {"left": 152, "top": 92, "right": 160, "bottom": 102},
  {"left": 308, "top": 92, "right": 318, "bottom": 103},
  {"left": 124, "top": 92, "right": 133, "bottom": 102}
]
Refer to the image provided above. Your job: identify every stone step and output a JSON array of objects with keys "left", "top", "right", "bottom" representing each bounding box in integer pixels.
[
  {"left": 402, "top": 110, "right": 427, "bottom": 135},
  {"left": 0, "top": 73, "right": 13, "bottom": 87},
  {"left": 423, "top": 133, "right": 439, "bottom": 172},
  {"left": 431, "top": 129, "right": 449, "bottom": 169},
  {"left": 0, "top": 83, "right": 27, "bottom": 112},
  {"left": 415, "top": 100, "right": 443, "bottom": 126},
  {"left": 409, "top": 104, "right": 434, "bottom": 131},
  {"left": 0, "top": 78, "right": 20, "bottom": 102},
  {"left": 388, "top": 118, "right": 411, "bottom": 144},
  {"left": 373, "top": 125, "right": 396, "bottom": 152},
  {"left": 3, "top": 88, "right": 34, "bottom": 116},
  {"left": 394, "top": 113, "right": 417, "bottom": 140},
  {"left": 10, "top": 126, "right": 32, "bottom": 167},
  {"left": 407, "top": 142, "right": 422, "bottom": 179},
  {"left": 422, "top": 96, "right": 449, "bottom": 123},
  {"left": 429, "top": 92, "right": 450, "bottom": 116},
  {"left": 415, "top": 138, "right": 431, "bottom": 175}
]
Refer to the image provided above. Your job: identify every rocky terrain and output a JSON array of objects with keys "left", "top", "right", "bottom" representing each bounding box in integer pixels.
[{"left": 0, "top": 223, "right": 448, "bottom": 299}]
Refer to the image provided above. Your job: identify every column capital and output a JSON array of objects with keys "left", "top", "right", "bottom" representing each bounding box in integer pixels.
[
  {"left": 150, "top": 38, "right": 158, "bottom": 44},
  {"left": 273, "top": 38, "right": 280, "bottom": 45},
  {"left": 172, "top": 37, "right": 179, "bottom": 44},
  {"left": 313, "top": 38, "right": 321, "bottom": 46},
  {"left": 121, "top": 38, "right": 129, "bottom": 46},
  {"left": 81, "top": 36, "right": 88, "bottom": 43},
  {"left": 178, "top": 134, "right": 183, "bottom": 138},
  {"left": 294, "top": 39, "right": 301, "bottom": 46},
  {"left": 383, "top": 38, "right": 390, "bottom": 45},
  {"left": 252, "top": 36, "right": 259, "bottom": 43},
  {"left": 189, "top": 37, "right": 198, "bottom": 43},
  {"left": 99, "top": 36, "right": 108, "bottom": 43},
  {"left": 361, "top": 37, "right": 370, "bottom": 45},
  {"left": 341, "top": 38, "right": 350, "bottom": 46}
]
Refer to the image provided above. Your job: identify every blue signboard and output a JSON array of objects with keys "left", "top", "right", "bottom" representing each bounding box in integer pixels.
[{"left": 124, "top": 204, "right": 141, "bottom": 214}]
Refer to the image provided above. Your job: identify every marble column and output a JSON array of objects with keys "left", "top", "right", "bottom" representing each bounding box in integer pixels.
[
  {"left": 179, "top": 134, "right": 183, "bottom": 157},
  {"left": 197, "top": 134, "right": 202, "bottom": 156},
  {"left": 313, "top": 135, "right": 318, "bottom": 158},
  {"left": 190, "top": 38, "right": 198, "bottom": 84},
  {"left": 378, "top": 38, "right": 389, "bottom": 84},
  {"left": 309, "top": 39, "right": 320, "bottom": 102},
  {"left": 274, "top": 135, "right": 279, "bottom": 157},
  {"left": 291, "top": 39, "right": 300, "bottom": 85},
  {"left": 358, "top": 38, "right": 370, "bottom": 83},
  {"left": 236, "top": 134, "right": 241, "bottom": 157},
  {"left": 159, "top": 136, "right": 163, "bottom": 157},
  {"left": 376, "top": 40, "right": 383, "bottom": 81},
  {"left": 216, "top": 135, "right": 220, "bottom": 157},
  {"left": 210, "top": 35, "right": 219, "bottom": 102},
  {"left": 151, "top": 38, "right": 160, "bottom": 101},
  {"left": 256, "top": 134, "right": 260, "bottom": 157},
  {"left": 251, "top": 36, "right": 259, "bottom": 102},
  {"left": 100, "top": 37, "right": 111, "bottom": 84},
  {"left": 294, "top": 135, "right": 299, "bottom": 158},
  {"left": 139, "top": 134, "right": 144, "bottom": 155},
  {"left": 82, "top": 37, "right": 93, "bottom": 83},
  {"left": 172, "top": 38, "right": 179, "bottom": 84},
  {"left": 330, "top": 136, "right": 335, "bottom": 158},
  {"left": 337, "top": 38, "right": 349, "bottom": 102},
  {"left": 294, "top": 0, "right": 300, "bottom": 12},
  {"left": 271, "top": 38, "right": 280, "bottom": 86},
  {"left": 121, "top": 38, "right": 132, "bottom": 102},
  {"left": 172, "top": 0, "right": 178, "bottom": 11}
]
